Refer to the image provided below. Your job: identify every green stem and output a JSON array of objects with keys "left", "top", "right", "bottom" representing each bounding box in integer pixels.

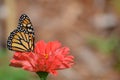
[{"left": 36, "top": 72, "right": 49, "bottom": 80}]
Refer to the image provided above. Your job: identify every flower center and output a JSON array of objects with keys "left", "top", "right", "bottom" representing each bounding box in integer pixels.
[{"left": 44, "top": 53, "right": 48, "bottom": 59}]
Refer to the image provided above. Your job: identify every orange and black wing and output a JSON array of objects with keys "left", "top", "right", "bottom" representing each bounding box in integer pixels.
[
  {"left": 18, "top": 14, "right": 34, "bottom": 34},
  {"left": 7, "top": 14, "right": 34, "bottom": 52}
]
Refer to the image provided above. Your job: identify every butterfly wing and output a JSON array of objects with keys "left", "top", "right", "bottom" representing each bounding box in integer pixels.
[
  {"left": 7, "top": 14, "right": 34, "bottom": 52},
  {"left": 18, "top": 14, "right": 34, "bottom": 34}
]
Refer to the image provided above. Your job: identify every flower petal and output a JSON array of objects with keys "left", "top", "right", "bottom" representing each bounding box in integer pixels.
[{"left": 10, "top": 40, "right": 74, "bottom": 75}]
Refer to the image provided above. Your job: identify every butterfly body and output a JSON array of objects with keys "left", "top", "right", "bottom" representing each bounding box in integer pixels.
[{"left": 7, "top": 14, "right": 34, "bottom": 52}]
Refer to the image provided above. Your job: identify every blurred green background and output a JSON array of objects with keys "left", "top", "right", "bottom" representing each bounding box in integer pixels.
[
  {"left": 0, "top": 49, "right": 40, "bottom": 80},
  {"left": 0, "top": 0, "right": 120, "bottom": 80}
]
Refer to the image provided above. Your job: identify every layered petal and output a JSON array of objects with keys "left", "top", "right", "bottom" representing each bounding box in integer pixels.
[{"left": 10, "top": 40, "right": 74, "bottom": 75}]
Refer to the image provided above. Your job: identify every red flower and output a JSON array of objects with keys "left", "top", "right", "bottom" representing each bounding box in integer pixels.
[{"left": 10, "top": 40, "right": 74, "bottom": 75}]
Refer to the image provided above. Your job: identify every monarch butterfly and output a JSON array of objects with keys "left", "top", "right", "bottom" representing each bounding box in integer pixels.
[{"left": 7, "top": 14, "right": 35, "bottom": 52}]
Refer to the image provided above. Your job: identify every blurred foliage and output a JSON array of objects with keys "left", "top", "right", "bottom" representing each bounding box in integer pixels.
[
  {"left": 0, "top": 49, "right": 7, "bottom": 58},
  {"left": 0, "top": 66, "right": 30, "bottom": 80},
  {"left": 87, "top": 35, "right": 119, "bottom": 54},
  {"left": 0, "top": 49, "right": 39, "bottom": 80},
  {"left": 87, "top": 35, "right": 120, "bottom": 72},
  {"left": 111, "top": 0, "right": 120, "bottom": 14}
]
